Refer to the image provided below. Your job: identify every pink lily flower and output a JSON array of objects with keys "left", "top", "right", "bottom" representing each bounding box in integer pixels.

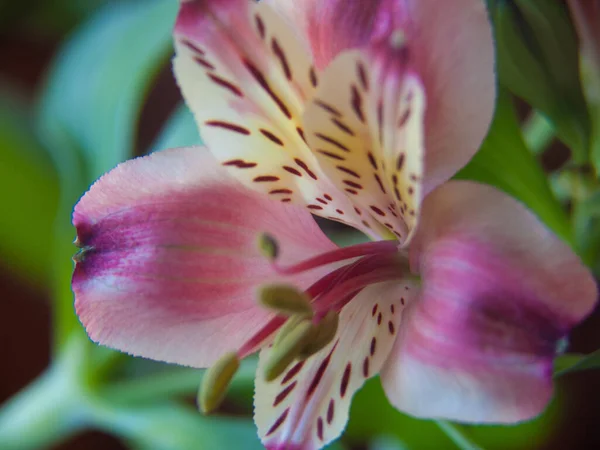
[{"left": 72, "top": 1, "right": 597, "bottom": 449}]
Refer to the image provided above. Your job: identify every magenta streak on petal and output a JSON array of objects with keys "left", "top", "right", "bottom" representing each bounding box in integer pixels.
[
  {"left": 407, "top": 239, "right": 570, "bottom": 373},
  {"left": 312, "top": 267, "right": 403, "bottom": 315},
  {"left": 237, "top": 316, "right": 286, "bottom": 359},
  {"left": 271, "top": 240, "right": 399, "bottom": 275}
]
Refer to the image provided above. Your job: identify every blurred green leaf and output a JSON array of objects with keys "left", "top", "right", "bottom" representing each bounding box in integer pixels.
[
  {"left": 555, "top": 350, "right": 600, "bottom": 377},
  {"left": 456, "top": 89, "right": 571, "bottom": 244},
  {"left": 345, "top": 379, "right": 460, "bottom": 449},
  {"left": 91, "top": 402, "right": 264, "bottom": 450},
  {"left": 36, "top": 0, "right": 179, "bottom": 349},
  {"left": 572, "top": 189, "right": 600, "bottom": 271},
  {"left": 0, "top": 89, "right": 59, "bottom": 285},
  {"left": 490, "top": 0, "right": 591, "bottom": 162},
  {"left": 150, "top": 103, "right": 202, "bottom": 153},
  {"left": 38, "top": 0, "right": 178, "bottom": 180},
  {"left": 346, "top": 377, "right": 554, "bottom": 450}
]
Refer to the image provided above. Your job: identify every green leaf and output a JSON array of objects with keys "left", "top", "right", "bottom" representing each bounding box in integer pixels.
[
  {"left": 0, "top": 89, "right": 59, "bottom": 285},
  {"left": 456, "top": 89, "right": 572, "bottom": 244},
  {"left": 555, "top": 350, "right": 600, "bottom": 377},
  {"left": 38, "top": 0, "right": 178, "bottom": 179},
  {"left": 491, "top": 0, "right": 591, "bottom": 162},
  {"left": 91, "top": 402, "right": 264, "bottom": 450},
  {"left": 150, "top": 103, "right": 202, "bottom": 153},
  {"left": 35, "top": 0, "right": 179, "bottom": 350}
]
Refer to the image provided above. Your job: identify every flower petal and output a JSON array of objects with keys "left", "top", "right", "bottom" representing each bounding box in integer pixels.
[
  {"left": 254, "top": 281, "right": 411, "bottom": 450},
  {"left": 381, "top": 181, "right": 598, "bottom": 423},
  {"left": 73, "top": 147, "right": 335, "bottom": 368},
  {"left": 271, "top": 0, "right": 495, "bottom": 193},
  {"left": 173, "top": 0, "right": 380, "bottom": 236},
  {"left": 303, "top": 49, "right": 425, "bottom": 243}
]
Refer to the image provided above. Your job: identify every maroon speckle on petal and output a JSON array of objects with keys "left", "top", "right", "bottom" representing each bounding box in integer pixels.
[
  {"left": 317, "top": 417, "right": 324, "bottom": 441},
  {"left": 208, "top": 73, "right": 244, "bottom": 97},
  {"left": 327, "top": 399, "right": 335, "bottom": 424},
  {"left": 282, "top": 361, "right": 305, "bottom": 385},
  {"left": 340, "top": 363, "right": 351, "bottom": 397},
  {"left": 317, "top": 150, "right": 346, "bottom": 161},
  {"left": 388, "top": 321, "right": 395, "bottom": 335},
  {"left": 260, "top": 129, "right": 285, "bottom": 146},
  {"left": 266, "top": 408, "right": 289, "bottom": 436},
  {"left": 363, "top": 357, "right": 370, "bottom": 377},
  {"left": 273, "top": 381, "right": 297, "bottom": 406},
  {"left": 307, "top": 343, "right": 337, "bottom": 399},
  {"left": 316, "top": 133, "right": 350, "bottom": 152},
  {"left": 205, "top": 120, "right": 250, "bottom": 135}
]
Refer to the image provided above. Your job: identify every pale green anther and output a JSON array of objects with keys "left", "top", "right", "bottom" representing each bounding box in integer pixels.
[
  {"left": 264, "top": 320, "right": 315, "bottom": 382},
  {"left": 257, "top": 233, "right": 279, "bottom": 260},
  {"left": 273, "top": 314, "right": 312, "bottom": 347},
  {"left": 198, "top": 351, "right": 240, "bottom": 414},
  {"left": 259, "top": 284, "right": 314, "bottom": 317},
  {"left": 299, "top": 310, "right": 339, "bottom": 359},
  {"left": 389, "top": 29, "right": 406, "bottom": 49}
]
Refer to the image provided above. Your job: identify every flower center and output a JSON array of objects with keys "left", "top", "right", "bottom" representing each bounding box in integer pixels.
[{"left": 198, "top": 236, "right": 409, "bottom": 413}]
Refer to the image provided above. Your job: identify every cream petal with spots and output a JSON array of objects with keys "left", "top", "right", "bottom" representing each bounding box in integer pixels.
[
  {"left": 173, "top": 0, "right": 382, "bottom": 236},
  {"left": 254, "top": 281, "right": 413, "bottom": 450},
  {"left": 303, "top": 49, "right": 425, "bottom": 244}
]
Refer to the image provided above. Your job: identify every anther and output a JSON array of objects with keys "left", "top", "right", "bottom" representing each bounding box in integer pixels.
[
  {"left": 259, "top": 284, "right": 314, "bottom": 317},
  {"left": 257, "top": 233, "right": 279, "bottom": 260},
  {"left": 299, "top": 310, "right": 339, "bottom": 358},
  {"left": 198, "top": 351, "right": 240, "bottom": 414},
  {"left": 264, "top": 320, "right": 315, "bottom": 381},
  {"left": 389, "top": 29, "right": 406, "bottom": 49}
]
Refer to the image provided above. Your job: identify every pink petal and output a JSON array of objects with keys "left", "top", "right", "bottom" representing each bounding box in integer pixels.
[
  {"left": 303, "top": 49, "right": 425, "bottom": 243},
  {"left": 173, "top": 0, "right": 380, "bottom": 236},
  {"left": 269, "top": 0, "right": 495, "bottom": 193},
  {"left": 381, "top": 181, "right": 597, "bottom": 423},
  {"left": 254, "top": 281, "right": 411, "bottom": 450},
  {"left": 73, "top": 147, "right": 335, "bottom": 368}
]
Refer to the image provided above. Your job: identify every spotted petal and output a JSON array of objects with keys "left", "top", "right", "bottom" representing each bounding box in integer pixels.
[
  {"left": 73, "top": 147, "right": 336, "bottom": 368},
  {"left": 268, "top": 0, "right": 496, "bottom": 193},
  {"left": 173, "top": 0, "right": 381, "bottom": 236},
  {"left": 304, "top": 49, "right": 425, "bottom": 243},
  {"left": 381, "top": 181, "right": 598, "bottom": 423},
  {"left": 254, "top": 281, "right": 414, "bottom": 450}
]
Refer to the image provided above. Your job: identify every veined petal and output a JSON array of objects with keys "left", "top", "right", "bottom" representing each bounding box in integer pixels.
[
  {"left": 381, "top": 181, "right": 598, "bottom": 423},
  {"left": 73, "top": 147, "right": 335, "bottom": 368},
  {"left": 304, "top": 49, "right": 425, "bottom": 244},
  {"left": 173, "top": 0, "right": 381, "bottom": 236},
  {"left": 271, "top": 0, "right": 495, "bottom": 193},
  {"left": 254, "top": 281, "right": 412, "bottom": 450}
]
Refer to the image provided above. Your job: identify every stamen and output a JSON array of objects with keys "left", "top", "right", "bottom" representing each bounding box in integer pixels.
[
  {"left": 264, "top": 319, "right": 315, "bottom": 381},
  {"left": 390, "top": 29, "right": 406, "bottom": 49},
  {"left": 257, "top": 233, "right": 279, "bottom": 260},
  {"left": 198, "top": 351, "right": 240, "bottom": 414},
  {"left": 299, "top": 310, "right": 339, "bottom": 358},
  {"left": 274, "top": 314, "right": 313, "bottom": 347},
  {"left": 259, "top": 284, "right": 314, "bottom": 317},
  {"left": 262, "top": 238, "right": 399, "bottom": 275}
]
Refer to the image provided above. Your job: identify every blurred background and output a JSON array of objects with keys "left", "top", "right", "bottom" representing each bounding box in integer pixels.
[{"left": 0, "top": 0, "right": 599, "bottom": 449}]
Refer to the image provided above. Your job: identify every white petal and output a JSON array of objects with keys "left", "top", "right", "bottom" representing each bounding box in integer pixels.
[
  {"left": 173, "top": 1, "right": 381, "bottom": 236},
  {"left": 304, "top": 50, "right": 425, "bottom": 243},
  {"left": 254, "top": 281, "right": 413, "bottom": 450}
]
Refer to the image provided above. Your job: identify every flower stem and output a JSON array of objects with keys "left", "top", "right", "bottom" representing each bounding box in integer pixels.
[{"left": 434, "top": 420, "right": 482, "bottom": 450}]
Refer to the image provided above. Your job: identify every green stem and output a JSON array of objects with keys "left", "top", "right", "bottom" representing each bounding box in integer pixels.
[
  {"left": 102, "top": 357, "right": 258, "bottom": 405},
  {"left": 0, "top": 338, "right": 91, "bottom": 449},
  {"left": 434, "top": 421, "right": 482, "bottom": 450}
]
